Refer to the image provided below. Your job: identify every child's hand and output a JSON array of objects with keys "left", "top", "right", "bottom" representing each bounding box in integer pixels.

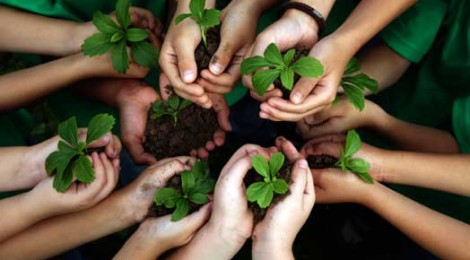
[
  {"left": 30, "top": 152, "right": 119, "bottom": 217},
  {"left": 252, "top": 159, "right": 315, "bottom": 260},
  {"left": 297, "top": 97, "right": 384, "bottom": 139}
]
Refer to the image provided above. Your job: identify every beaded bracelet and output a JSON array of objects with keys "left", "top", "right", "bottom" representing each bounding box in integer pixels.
[{"left": 282, "top": 2, "right": 326, "bottom": 35}]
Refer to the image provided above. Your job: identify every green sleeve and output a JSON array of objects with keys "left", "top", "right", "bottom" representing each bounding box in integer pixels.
[
  {"left": 381, "top": 0, "right": 447, "bottom": 63},
  {"left": 452, "top": 96, "right": 470, "bottom": 153}
]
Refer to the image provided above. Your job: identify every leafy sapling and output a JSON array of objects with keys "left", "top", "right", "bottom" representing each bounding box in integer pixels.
[
  {"left": 45, "top": 114, "right": 115, "bottom": 192},
  {"left": 154, "top": 161, "right": 215, "bottom": 221},
  {"left": 150, "top": 95, "right": 192, "bottom": 124},
  {"left": 81, "top": 0, "right": 159, "bottom": 74},
  {"left": 240, "top": 43, "right": 324, "bottom": 96},
  {"left": 246, "top": 152, "right": 289, "bottom": 208},
  {"left": 175, "top": 0, "right": 221, "bottom": 48},
  {"left": 338, "top": 58, "right": 379, "bottom": 111},
  {"left": 335, "top": 130, "right": 374, "bottom": 183}
]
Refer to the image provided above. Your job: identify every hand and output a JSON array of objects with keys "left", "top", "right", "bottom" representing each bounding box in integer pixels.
[
  {"left": 260, "top": 35, "right": 351, "bottom": 122},
  {"left": 116, "top": 80, "right": 160, "bottom": 165},
  {"left": 243, "top": 9, "right": 319, "bottom": 102},
  {"left": 159, "top": 2, "right": 212, "bottom": 108},
  {"left": 300, "top": 135, "right": 386, "bottom": 182},
  {"left": 30, "top": 152, "right": 119, "bottom": 217},
  {"left": 198, "top": 0, "right": 262, "bottom": 95},
  {"left": 297, "top": 97, "right": 384, "bottom": 139},
  {"left": 252, "top": 159, "right": 315, "bottom": 260}
]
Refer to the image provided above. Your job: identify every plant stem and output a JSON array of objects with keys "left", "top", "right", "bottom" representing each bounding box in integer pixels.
[{"left": 201, "top": 26, "right": 208, "bottom": 50}]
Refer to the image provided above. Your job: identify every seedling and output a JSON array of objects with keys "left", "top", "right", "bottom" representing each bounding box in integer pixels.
[
  {"left": 335, "top": 130, "right": 374, "bottom": 183},
  {"left": 240, "top": 43, "right": 324, "bottom": 96},
  {"left": 81, "top": 0, "right": 159, "bottom": 74},
  {"left": 246, "top": 152, "right": 289, "bottom": 208},
  {"left": 45, "top": 114, "right": 115, "bottom": 192},
  {"left": 150, "top": 95, "right": 192, "bottom": 124},
  {"left": 175, "top": 0, "right": 221, "bottom": 48},
  {"left": 339, "top": 58, "right": 379, "bottom": 111},
  {"left": 154, "top": 161, "right": 215, "bottom": 221}
]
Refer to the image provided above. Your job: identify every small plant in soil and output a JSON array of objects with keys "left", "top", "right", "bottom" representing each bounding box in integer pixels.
[
  {"left": 45, "top": 114, "right": 115, "bottom": 192},
  {"left": 306, "top": 130, "right": 373, "bottom": 184},
  {"left": 154, "top": 161, "right": 215, "bottom": 221},
  {"left": 150, "top": 95, "right": 192, "bottom": 124},
  {"left": 240, "top": 43, "right": 324, "bottom": 96},
  {"left": 81, "top": 0, "right": 159, "bottom": 74},
  {"left": 246, "top": 152, "right": 289, "bottom": 208},
  {"left": 175, "top": 0, "right": 221, "bottom": 48}
]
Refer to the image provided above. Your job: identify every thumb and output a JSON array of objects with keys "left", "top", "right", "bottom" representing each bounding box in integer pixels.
[
  {"left": 209, "top": 37, "right": 240, "bottom": 75},
  {"left": 180, "top": 203, "right": 212, "bottom": 233},
  {"left": 175, "top": 40, "right": 198, "bottom": 84},
  {"left": 87, "top": 132, "right": 113, "bottom": 149},
  {"left": 290, "top": 76, "right": 320, "bottom": 105}
]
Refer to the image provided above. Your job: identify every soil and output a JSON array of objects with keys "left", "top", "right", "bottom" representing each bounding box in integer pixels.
[
  {"left": 144, "top": 102, "right": 219, "bottom": 160},
  {"left": 244, "top": 162, "right": 293, "bottom": 222},
  {"left": 306, "top": 155, "right": 338, "bottom": 169},
  {"left": 147, "top": 175, "right": 202, "bottom": 218},
  {"left": 194, "top": 26, "right": 221, "bottom": 72},
  {"left": 273, "top": 47, "right": 310, "bottom": 98}
]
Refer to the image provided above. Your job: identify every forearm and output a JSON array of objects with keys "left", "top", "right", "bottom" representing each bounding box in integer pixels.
[
  {"left": 378, "top": 151, "right": 470, "bottom": 196},
  {"left": 0, "top": 6, "right": 88, "bottom": 56},
  {"left": 0, "top": 147, "right": 30, "bottom": 191},
  {"left": 114, "top": 230, "right": 167, "bottom": 260},
  {"left": 365, "top": 184, "right": 470, "bottom": 259},
  {"left": 0, "top": 54, "right": 91, "bottom": 112},
  {"left": 0, "top": 193, "right": 134, "bottom": 259},
  {"left": 290, "top": 0, "right": 336, "bottom": 19},
  {"left": 253, "top": 243, "right": 294, "bottom": 260}
]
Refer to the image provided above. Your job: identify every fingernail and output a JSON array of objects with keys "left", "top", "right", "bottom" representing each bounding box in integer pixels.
[
  {"left": 111, "top": 149, "right": 116, "bottom": 158},
  {"left": 183, "top": 70, "right": 195, "bottom": 83},
  {"left": 277, "top": 136, "right": 286, "bottom": 142},
  {"left": 210, "top": 63, "right": 222, "bottom": 74},
  {"left": 292, "top": 92, "right": 303, "bottom": 104},
  {"left": 260, "top": 112, "right": 268, "bottom": 119},
  {"left": 297, "top": 159, "right": 309, "bottom": 169}
]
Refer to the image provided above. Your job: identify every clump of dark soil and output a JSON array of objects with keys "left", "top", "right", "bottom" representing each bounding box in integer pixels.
[
  {"left": 147, "top": 175, "right": 202, "bottom": 218},
  {"left": 194, "top": 26, "right": 220, "bottom": 72},
  {"left": 306, "top": 155, "right": 338, "bottom": 169},
  {"left": 273, "top": 47, "right": 310, "bottom": 98},
  {"left": 144, "top": 103, "right": 218, "bottom": 160},
  {"left": 244, "top": 162, "right": 293, "bottom": 222}
]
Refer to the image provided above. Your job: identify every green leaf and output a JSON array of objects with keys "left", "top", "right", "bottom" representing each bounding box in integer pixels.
[
  {"left": 53, "top": 159, "right": 75, "bottom": 193},
  {"left": 126, "top": 28, "right": 149, "bottom": 42},
  {"left": 356, "top": 171, "right": 374, "bottom": 184},
  {"left": 199, "top": 9, "right": 221, "bottom": 28},
  {"left": 192, "top": 160, "right": 207, "bottom": 176},
  {"left": 181, "top": 171, "right": 196, "bottom": 194},
  {"left": 257, "top": 183, "right": 274, "bottom": 208},
  {"left": 86, "top": 113, "right": 115, "bottom": 144},
  {"left": 269, "top": 152, "right": 285, "bottom": 178},
  {"left": 45, "top": 150, "right": 76, "bottom": 176},
  {"left": 190, "top": 0, "right": 205, "bottom": 18},
  {"left": 168, "top": 95, "right": 180, "bottom": 110},
  {"left": 152, "top": 100, "right": 164, "bottom": 111},
  {"left": 252, "top": 155, "right": 270, "bottom": 178},
  {"left": 115, "top": 0, "right": 131, "bottom": 29},
  {"left": 343, "top": 74, "right": 379, "bottom": 93},
  {"left": 280, "top": 68, "right": 294, "bottom": 90},
  {"left": 58, "top": 140, "right": 76, "bottom": 154},
  {"left": 344, "top": 57, "right": 360, "bottom": 75},
  {"left": 347, "top": 158, "right": 370, "bottom": 174},
  {"left": 179, "top": 99, "right": 192, "bottom": 110},
  {"left": 58, "top": 117, "right": 78, "bottom": 147},
  {"left": 344, "top": 130, "right": 361, "bottom": 158},
  {"left": 155, "top": 188, "right": 182, "bottom": 208},
  {"left": 342, "top": 83, "right": 365, "bottom": 111},
  {"left": 81, "top": 32, "right": 113, "bottom": 56},
  {"left": 252, "top": 69, "right": 281, "bottom": 96},
  {"left": 272, "top": 179, "right": 289, "bottom": 194},
  {"left": 75, "top": 155, "right": 95, "bottom": 183},
  {"left": 240, "top": 56, "right": 271, "bottom": 75},
  {"left": 172, "top": 199, "right": 190, "bottom": 221},
  {"left": 92, "top": 11, "right": 120, "bottom": 34},
  {"left": 131, "top": 41, "right": 159, "bottom": 68},
  {"left": 76, "top": 142, "right": 87, "bottom": 153},
  {"left": 264, "top": 43, "right": 284, "bottom": 66},
  {"left": 291, "top": 56, "right": 324, "bottom": 78},
  {"left": 246, "top": 182, "right": 268, "bottom": 202},
  {"left": 190, "top": 193, "right": 209, "bottom": 204},
  {"left": 112, "top": 40, "right": 129, "bottom": 74},
  {"left": 175, "top": 13, "right": 193, "bottom": 25},
  {"left": 110, "top": 32, "right": 124, "bottom": 43},
  {"left": 283, "top": 49, "right": 296, "bottom": 66}
]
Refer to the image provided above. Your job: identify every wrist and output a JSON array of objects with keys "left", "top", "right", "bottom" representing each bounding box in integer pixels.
[
  {"left": 199, "top": 222, "right": 249, "bottom": 256},
  {"left": 252, "top": 240, "right": 294, "bottom": 260},
  {"left": 282, "top": 9, "right": 319, "bottom": 44}
]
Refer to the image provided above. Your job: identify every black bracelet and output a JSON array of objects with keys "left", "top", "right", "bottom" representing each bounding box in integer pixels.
[{"left": 282, "top": 2, "right": 326, "bottom": 35}]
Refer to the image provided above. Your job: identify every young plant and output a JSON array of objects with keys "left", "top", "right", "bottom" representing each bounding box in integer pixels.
[
  {"left": 81, "top": 0, "right": 159, "bottom": 74},
  {"left": 154, "top": 161, "right": 215, "bottom": 221},
  {"left": 246, "top": 152, "right": 289, "bottom": 208},
  {"left": 240, "top": 43, "right": 324, "bottom": 96},
  {"left": 335, "top": 130, "right": 374, "bottom": 183},
  {"left": 45, "top": 114, "right": 115, "bottom": 192},
  {"left": 150, "top": 95, "right": 192, "bottom": 124},
  {"left": 175, "top": 0, "right": 221, "bottom": 48}
]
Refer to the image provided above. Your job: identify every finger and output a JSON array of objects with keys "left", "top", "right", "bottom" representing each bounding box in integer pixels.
[
  {"left": 197, "top": 77, "right": 231, "bottom": 94},
  {"left": 87, "top": 152, "right": 106, "bottom": 192},
  {"left": 174, "top": 40, "right": 198, "bottom": 84},
  {"left": 123, "top": 137, "right": 157, "bottom": 165},
  {"left": 197, "top": 147, "right": 209, "bottom": 159},
  {"left": 146, "top": 159, "right": 188, "bottom": 187},
  {"left": 306, "top": 119, "right": 345, "bottom": 138},
  {"left": 213, "top": 129, "right": 226, "bottom": 147},
  {"left": 112, "top": 158, "right": 121, "bottom": 172},
  {"left": 275, "top": 136, "right": 302, "bottom": 161},
  {"left": 304, "top": 164, "right": 315, "bottom": 210},
  {"left": 205, "top": 140, "right": 215, "bottom": 151},
  {"left": 290, "top": 76, "right": 320, "bottom": 104},
  {"left": 221, "top": 144, "right": 271, "bottom": 173},
  {"left": 153, "top": 156, "right": 196, "bottom": 169},
  {"left": 174, "top": 88, "right": 212, "bottom": 109},
  {"left": 209, "top": 35, "right": 240, "bottom": 75},
  {"left": 87, "top": 132, "right": 112, "bottom": 149},
  {"left": 200, "top": 69, "right": 238, "bottom": 87},
  {"left": 289, "top": 159, "right": 309, "bottom": 198},
  {"left": 218, "top": 155, "right": 252, "bottom": 186},
  {"left": 210, "top": 93, "right": 232, "bottom": 131},
  {"left": 104, "top": 135, "right": 118, "bottom": 159},
  {"left": 97, "top": 153, "right": 118, "bottom": 198},
  {"left": 180, "top": 203, "right": 212, "bottom": 234},
  {"left": 261, "top": 102, "right": 328, "bottom": 122}
]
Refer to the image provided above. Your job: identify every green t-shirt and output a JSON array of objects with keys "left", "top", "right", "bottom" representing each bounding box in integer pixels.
[
  {"left": 453, "top": 96, "right": 470, "bottom": 153},
  {"left": 377, "top": 0, "right": 470, "bottom": 222}
]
